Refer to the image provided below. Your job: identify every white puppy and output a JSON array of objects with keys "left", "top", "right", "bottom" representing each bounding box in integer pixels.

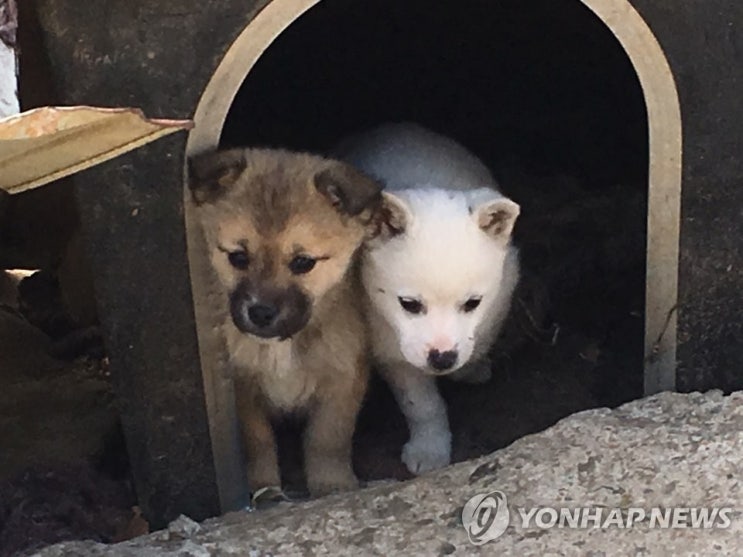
[{"left": 336, "top": 123, "right": 520, "bottom": 474}]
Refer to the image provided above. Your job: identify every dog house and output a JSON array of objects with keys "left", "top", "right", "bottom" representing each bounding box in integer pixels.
[{"left": 34, "top": 0, "right": 742, "bottom": 527}]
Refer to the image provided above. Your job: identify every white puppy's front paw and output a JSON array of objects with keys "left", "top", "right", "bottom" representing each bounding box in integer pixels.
[{"left": 401, "top": 432, "right": 451, "bottom": 475}]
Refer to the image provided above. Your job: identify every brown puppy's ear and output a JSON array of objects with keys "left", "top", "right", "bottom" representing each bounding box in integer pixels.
[
  {"left": 314, "top": 162, "right": 383, "bottom": 216},
  {"left": 474, "top": 196, "right": 520, "bottom": 243},
  {"left": 371, "top": 191, "right": 412, "bottom": 241},
  {"left": 188, "top": 149, "right": 247, "bottom": 205}
]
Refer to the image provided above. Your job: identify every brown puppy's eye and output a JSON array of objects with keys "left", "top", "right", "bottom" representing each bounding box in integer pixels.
[
  {"left": 289, "top": 255, "right": 316, "bottom": 275},
  {"left": 462, "top": 297, "right": 482, "bottom": 313},
  {"left": 228, "top": 251, "right": 250, "bottom": 270},
  {"left": 398, "top": 297, "right": 424, "bottom": 315}
]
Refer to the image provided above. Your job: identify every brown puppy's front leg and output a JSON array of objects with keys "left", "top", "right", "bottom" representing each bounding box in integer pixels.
[
  {"left": 303, "top": 366, "right": 367, "bottom": 496},
  {"left": 235, "top": 380, "right": 280, "bottom": 492}
]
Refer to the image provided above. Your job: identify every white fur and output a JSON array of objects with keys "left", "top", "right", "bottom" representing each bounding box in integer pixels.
[{"left": 337, "top": 123, "right": 520, "bottom": 474}]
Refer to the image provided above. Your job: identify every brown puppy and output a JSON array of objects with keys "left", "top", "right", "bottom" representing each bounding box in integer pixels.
[{"left": 189, "top": 148, "right": 382, "bottom": 497}]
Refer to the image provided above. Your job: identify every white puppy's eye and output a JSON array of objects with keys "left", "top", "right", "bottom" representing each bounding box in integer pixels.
[
  {"left": 398, "top": 297, "right": 425, "bottom": 315},
  {"left": 462, "top": 297, "right": 482, "bottom": 313}
]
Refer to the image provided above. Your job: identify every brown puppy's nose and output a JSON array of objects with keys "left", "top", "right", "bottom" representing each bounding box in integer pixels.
[
  {"left": 428, "top": 349, "right": 458, "bottom": 371},
  {"left": 248, "top": 304, "right": 279, "bottom": 328}
]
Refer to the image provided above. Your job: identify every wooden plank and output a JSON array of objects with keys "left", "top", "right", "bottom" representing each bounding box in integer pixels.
[{"left": 0, "top": 106, "right": 192, "bottom": 194}]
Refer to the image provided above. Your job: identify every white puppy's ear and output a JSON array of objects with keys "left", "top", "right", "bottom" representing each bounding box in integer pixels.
[
  {"left": 368, "top": 191, "right": 412, "bottom": 242},
  {"left": 472, "top": 192, "right": 520, "bottom": 242}
]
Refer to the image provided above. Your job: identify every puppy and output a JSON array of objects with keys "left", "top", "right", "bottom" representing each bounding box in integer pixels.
[
  {"left": 336, "top": 123, "right": 520, "bottom": 474},
  {"left": 189, "top": 148, "right": 382, "bottom": 496}
]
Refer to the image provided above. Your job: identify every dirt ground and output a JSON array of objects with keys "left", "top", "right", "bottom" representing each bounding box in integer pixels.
[{"left": 0, "top": 273, "right": 135, "bottom": 557}]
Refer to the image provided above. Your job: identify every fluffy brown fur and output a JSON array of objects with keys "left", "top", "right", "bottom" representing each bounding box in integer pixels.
[{"left": 189, "top": 148, "right": 382, "bottom": 496}]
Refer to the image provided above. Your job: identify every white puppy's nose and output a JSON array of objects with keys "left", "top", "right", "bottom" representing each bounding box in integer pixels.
[{"left": 428, "top": 349, "right": 458, "bottom": 371}]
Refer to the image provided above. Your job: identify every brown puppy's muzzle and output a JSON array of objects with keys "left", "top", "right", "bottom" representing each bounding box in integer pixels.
[{"left": 229, "top": 282, "right": 311, "bottom": 340}]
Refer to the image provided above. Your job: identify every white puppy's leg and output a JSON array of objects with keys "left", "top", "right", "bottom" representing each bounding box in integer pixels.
[{"left": 380, "top": 364, "right": 451, "bottom": 474}]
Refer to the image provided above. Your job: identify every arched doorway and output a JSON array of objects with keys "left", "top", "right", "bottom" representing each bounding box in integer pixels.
[{"left": 185, "top": 0, "right": 681, "bottom": 508}]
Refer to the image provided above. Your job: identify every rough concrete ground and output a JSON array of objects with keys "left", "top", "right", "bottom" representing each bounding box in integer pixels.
[{"left": 31, "top": 391, "right": 743, "bottom": 556}]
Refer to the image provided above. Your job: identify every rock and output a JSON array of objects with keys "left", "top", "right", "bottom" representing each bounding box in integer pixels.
[
  {"left": 166, "top": 515, "right": 201, "bottom": 539},
  {"left": 30, "top": 391, "right": 743, "bottom": 556}
]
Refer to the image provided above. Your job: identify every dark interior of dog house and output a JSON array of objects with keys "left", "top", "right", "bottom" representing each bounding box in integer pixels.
[
  {"left": 1, "top": 0, "right": 651, "bottom": 552},
  {"left": 221, "top": 0, "right": 648, "bottom": 487}
]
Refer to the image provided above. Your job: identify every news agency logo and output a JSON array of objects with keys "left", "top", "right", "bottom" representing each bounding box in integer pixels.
[
  {"left": 461, "top": 490, "right": 734, "bottom": 545},
  {"left": 461, "top": 490, "right": 510, "bottom": 545}
]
